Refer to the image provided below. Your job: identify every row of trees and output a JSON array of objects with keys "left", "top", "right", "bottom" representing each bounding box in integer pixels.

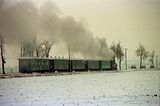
[
  {"left": 21, "top": 39, "right": 156, "bottom": 70},
  {"left": 21, "top": 39, "right": 54, "bottom": 58},
  {"left": 110, "top": 42, "right": 156, "bottom": 70},
  {"left": 0, "top": 35, "right": 54, "bottom": 74},
  {"left": 0, "top": 34, "right": 157, "bottom": 74}
]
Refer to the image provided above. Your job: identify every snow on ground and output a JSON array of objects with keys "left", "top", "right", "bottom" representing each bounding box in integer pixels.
[{"left": 0, "top": 70, "right": 160, "bottom": 106}]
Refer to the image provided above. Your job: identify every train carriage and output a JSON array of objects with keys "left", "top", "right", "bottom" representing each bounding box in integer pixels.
[
  {"left": 52, "top": 59, "right": 70, "bottom": 72},
  {"left": 71, "top": 60, "right": 87, "bottom": 71},
  {"left": 30, "top": 59, "right": 50, "bottom": 72},
  {"left": 19, "top": 58, "right": 31, "bottom": 73},
  {"left": 19, "top": 57, "right": 50, "bottom": 73},
  {"left": 19, "top": 57, "right": 116, "bottom": 73},
  {"left": 87, "top": 60, "right": 100, "bottom": 71},
  {"left": 100, "top": 60, "right": 112, "bottom": 70}
]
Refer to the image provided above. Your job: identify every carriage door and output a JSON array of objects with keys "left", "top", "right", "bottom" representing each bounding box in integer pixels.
[{"left": 50, "top": 60, "right": 54, "bottom": 71}]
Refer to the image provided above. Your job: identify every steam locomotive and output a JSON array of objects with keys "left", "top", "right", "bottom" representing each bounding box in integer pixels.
[{"left": 19, "top": 57, "right": 117, "bottom": 73}]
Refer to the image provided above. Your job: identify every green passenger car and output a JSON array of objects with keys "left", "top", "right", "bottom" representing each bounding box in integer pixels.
[
  {"left": 101, "top": 60, "right": 111, "bottom": 70},
  {"left": 19, "top": 58, "right": 50, "bottom": 73},
  {"left": 53, "top": 59, "right": 69, "bottom": 71},
  {"left": 72, "top": 60, "right": 86, "bottom": 70},
  {"left": 19, "top": 57, "right": 115, "bottom": 73},
  {"left": 87, "top": 60, "right": 100, "bottom": 70},
  {"left": 30, "top": 59, "right": 50, "bottom": 72}
]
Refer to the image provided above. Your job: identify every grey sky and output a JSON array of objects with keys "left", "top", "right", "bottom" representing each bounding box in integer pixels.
[
  {"left": 0, "top": 0, "right": 160, "bottom": 67},
  {"left": 52, "top": 0, "right": 160, "bottom": 59}
]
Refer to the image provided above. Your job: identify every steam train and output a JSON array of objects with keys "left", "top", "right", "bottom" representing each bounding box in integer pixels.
[{"left": 19, "top": 57, "right": 116, "bottom": 73}]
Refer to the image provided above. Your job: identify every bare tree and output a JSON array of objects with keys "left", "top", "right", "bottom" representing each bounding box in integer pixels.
[
  {"left": 0, "top": 34, "right": 6, "bottom": 74},
  {"left": 110, "top": 42, "right": 118, "bottom": 70},
  {"left": 21, "top": 39, "right": 53, "bottom": 58},
  {"left": 34, "top": 41, "right": 43, "bottom": 57},
  {"left": 110, "top": 42, "right": 124, "bottom": 70},
  {"left": 149, "top": 51, "right": 155, "bottom": 68},
  {"left": 135, "top": 44, "right": 149, "bottom": 68},
  {"left": 41, "top": 40, "right": 54, "bottom": 58},
  {"left": 110, "top": 42, "right": 117, "bottom": 60},
  {"left": 21, "top": 40, "right": 35, "bottom": 57},
  {"left": 116, "top": 42, "right": 124, "bottom": 70},
  {"left": 35, "top": 44, "right": 42, "bottom": 57}
]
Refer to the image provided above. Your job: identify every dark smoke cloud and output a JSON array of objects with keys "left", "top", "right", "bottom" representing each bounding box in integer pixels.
[
  {"left": 0, "top": 0, "right": 37, "bottom": 45},
  {"left": 0, "top": 0, "right": 5, "bottom": 9},
  {"left": 0, "top": 0, "right": 3, "bottom": 8},
  {"left": 0, "top": 0, "right": 112, "bottom": 60}
]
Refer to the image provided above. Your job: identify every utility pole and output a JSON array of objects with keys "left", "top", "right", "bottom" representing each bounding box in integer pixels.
[
  {"left": 68, "top": 43, "right": 71, "bottom": 72},
  {"left": 156, "top": 55, "right": 159, "bottom": 69},
  {"left": 0, "top": 33, "right": 6, "bottom": 74},
  {"left": 20, "top": 41, "right": 23, "bottom": 57},
  {"left": 124, "top": 48, "right": 128, "bottom": 70}
]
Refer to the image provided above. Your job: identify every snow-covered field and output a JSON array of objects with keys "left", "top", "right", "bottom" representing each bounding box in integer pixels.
[{"left": 0, "top": 70, "right": 160, "bottom": 106}]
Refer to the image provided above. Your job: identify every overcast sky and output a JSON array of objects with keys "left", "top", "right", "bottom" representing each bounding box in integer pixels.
[
  {"left": 51, "top": 0, "right": 160, "bottom": 58},
  {"left": 1, "top": 0, "right": 160, "bottom": 67}
]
